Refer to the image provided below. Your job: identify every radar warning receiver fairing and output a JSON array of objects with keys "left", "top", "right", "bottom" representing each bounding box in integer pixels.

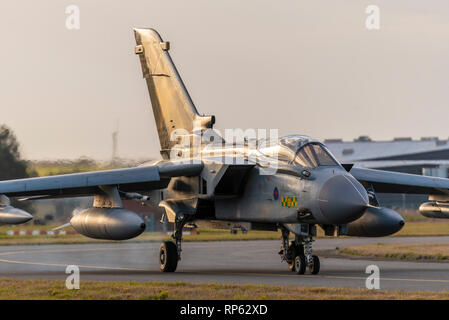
[{"left": 1, "top": 28, "right": 449, "bottom": 275}]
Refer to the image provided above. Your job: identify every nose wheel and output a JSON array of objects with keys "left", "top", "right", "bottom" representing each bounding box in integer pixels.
[
  {"left": 280, "top": 226, "right": 320, "bottom": 275},
  {"left": 294, "top": 255, "right": 306, "bottom": 275},
  {"left": 304, "top": 237, "right": 320, "bottom": 274},
  {"left": 290, "top": 246, "right": 320, "bottom": 275},
  {"left": 308, "top": 254, "right": 320, "bottom": 275}
]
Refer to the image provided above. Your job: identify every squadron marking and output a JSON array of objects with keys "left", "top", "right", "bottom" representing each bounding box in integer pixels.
[{"left": 281, "top": 196, "right": 297, "bottom": 208}]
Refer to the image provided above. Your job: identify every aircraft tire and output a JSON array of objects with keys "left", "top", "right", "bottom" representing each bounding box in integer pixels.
[
  {"left": 288, "top": 262, "right": 295, "bottom": 272},
  {"left": 309, "top": 255, "right": 320, "bottom": 275},
  {"left": 159, "top": 241, "right": 178, "bottom": 272},
  {"left": 294, "top": 255, "right": 306, "bottom": 275}
]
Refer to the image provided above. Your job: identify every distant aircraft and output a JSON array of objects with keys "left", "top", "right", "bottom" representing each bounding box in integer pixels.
[{"left": 0, "top": 28, "right": 448, "bottom": 274}]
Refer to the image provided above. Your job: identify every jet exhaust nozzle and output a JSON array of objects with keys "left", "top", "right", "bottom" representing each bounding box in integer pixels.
[{"left": 70, "top": 207, "right": 146, "bottom": 240}]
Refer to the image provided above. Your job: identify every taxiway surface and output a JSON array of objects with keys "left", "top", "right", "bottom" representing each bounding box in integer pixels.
[{"left": 0, "top": 237, "right": 448, "bottom": 291}]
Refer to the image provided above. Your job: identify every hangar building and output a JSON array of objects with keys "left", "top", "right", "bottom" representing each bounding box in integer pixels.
[{"left": 325, "top": 136, "right": 449, "bottom": 208}]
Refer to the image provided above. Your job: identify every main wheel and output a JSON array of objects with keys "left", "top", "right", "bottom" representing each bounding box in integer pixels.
[
  {"left": 309, "top": 255, "right": 320, "bottom": 275},
  {"left": 159, "top": 241, "right": 178, "bottom": 272},
  {"left": 294, "top": 255, "right": 306, "bottom": 275}
]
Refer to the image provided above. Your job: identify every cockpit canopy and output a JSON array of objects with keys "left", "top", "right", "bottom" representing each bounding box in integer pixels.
[{"left": 258, "top": 135, "right": 340, "bottom": 169}]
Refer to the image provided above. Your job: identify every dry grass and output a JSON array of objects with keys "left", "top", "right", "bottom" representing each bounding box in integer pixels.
[
  {"left": 1, "top": 278, "right": 449, "bottom": 299},
  {"left": 394, "top": 220, "right": 449, "bottom": 237},
  {"left": 341, "top": 242, "right": 449, "bottom": 261}
]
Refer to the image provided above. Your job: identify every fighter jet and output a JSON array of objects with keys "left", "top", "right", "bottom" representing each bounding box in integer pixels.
[{"left": 0, "top": 28, "right": 449, "bottom": 274}]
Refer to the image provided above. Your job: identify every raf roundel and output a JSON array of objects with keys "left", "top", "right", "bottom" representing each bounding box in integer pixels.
[{"left": 273, "top": 187, "right": 279, "bottom": 200}]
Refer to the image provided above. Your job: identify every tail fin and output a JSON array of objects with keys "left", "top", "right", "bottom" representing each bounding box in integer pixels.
[{"left": 134, "top": 28, "right": 215, "bottom": 159}]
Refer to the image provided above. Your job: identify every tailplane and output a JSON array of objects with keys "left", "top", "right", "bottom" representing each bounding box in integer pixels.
[{"left": 134, "top": 28, "right": 215, "bottom": 159}]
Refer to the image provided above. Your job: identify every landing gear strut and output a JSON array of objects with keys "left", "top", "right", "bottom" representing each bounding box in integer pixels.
[
  {"left": 303, "top": 236, "right": 320, "bottom": 275},
  {"left": 279, "top": 225, "right": 320, "bottom": 275},
  {"left": 158, "top": 214, "right": 190, "bottom": 272}
]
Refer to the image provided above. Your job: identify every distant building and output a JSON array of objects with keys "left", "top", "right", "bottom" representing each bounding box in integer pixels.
[
  {"left": 326, "top": 136, "right": 449, "bottom": 176},
  {"left": 325, "top": 136, "right": 449, "bottom": 208}
]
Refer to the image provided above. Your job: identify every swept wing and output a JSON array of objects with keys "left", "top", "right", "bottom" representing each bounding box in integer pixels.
[{"left": 350, "top": 167, "right": 449, "bottom": 195}]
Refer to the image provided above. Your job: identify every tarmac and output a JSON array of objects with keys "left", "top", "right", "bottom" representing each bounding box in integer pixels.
[{"left": 0, "top": 236, "right": 449, "bottom": 291}]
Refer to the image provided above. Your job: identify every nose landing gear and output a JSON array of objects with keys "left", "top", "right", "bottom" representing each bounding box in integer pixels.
[
  {"left": 279, "top": 225, "right": 320, "bottom": 275},
  {"left": 304, "top": 237, "right": 320, "bottom": 275},
  {"left": 293, "top": 254, "right": 306, "bottom": 275}
]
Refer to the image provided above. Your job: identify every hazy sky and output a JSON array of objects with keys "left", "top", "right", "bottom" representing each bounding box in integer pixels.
[{"left": 1, "top": 0, "right": 449, "bottom": 160}]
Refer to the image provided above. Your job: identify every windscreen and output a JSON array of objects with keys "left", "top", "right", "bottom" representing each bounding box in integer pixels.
[{"left": 293, "top": 143, "right": 339, "bottom": 168}]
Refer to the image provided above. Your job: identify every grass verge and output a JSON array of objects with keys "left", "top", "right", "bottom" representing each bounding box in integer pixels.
[
  {"left": 1, "top": 219, "right": 449, "bottom": 246},
  {"left": 394, "top": 220, "right": 449, "bottom": 237},
  {"left": 340, "top": 242, "right": 449, "bottom": 261},
  {"left": 1, "top": 278, "right": 449, "bottom": 299}
]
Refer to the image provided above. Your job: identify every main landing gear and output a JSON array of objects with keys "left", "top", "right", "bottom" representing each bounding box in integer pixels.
[
  {"left": 159, "top": 214, "right": 190, "bottom": 272},
  {"left": 279, "top": 225, "right": 320, "bottom": 275}
]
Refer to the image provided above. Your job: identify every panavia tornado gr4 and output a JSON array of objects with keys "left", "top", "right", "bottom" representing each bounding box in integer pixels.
[{"left": 1, "top": 28, "right": 449, "bottom": 275}]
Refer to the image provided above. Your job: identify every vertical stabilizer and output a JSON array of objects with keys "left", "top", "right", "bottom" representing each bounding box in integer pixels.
[{"left": 134, "top": 28, "right": 215, "bottom": 159}]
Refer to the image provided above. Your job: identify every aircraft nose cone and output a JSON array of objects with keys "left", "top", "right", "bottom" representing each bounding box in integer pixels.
[{"left": 318, "top": 175, "right": 369, "bottom": 224}]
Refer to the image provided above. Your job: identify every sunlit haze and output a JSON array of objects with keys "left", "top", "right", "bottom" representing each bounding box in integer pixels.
[{"left": 1, "top": 0, "right": 449, "bottom": 160}]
